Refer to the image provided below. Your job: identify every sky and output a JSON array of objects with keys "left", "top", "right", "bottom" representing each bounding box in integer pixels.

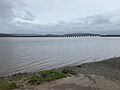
[
  {"left": 23, "top": 0, "right": 120, "bottom": 24},
  {"left": 0, "top": 0, "right": 120, "bottom": 34}
]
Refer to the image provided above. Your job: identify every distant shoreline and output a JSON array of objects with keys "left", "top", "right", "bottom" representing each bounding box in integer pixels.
[
  {"left": 13, "top": 35, "right": 120, "bottom": 37},
  {"left": 1, "top": 33, "right": 120, "bottom": 37}
]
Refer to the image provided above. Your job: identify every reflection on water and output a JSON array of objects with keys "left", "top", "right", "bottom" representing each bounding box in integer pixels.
[{"left": 0, "top": 37, "right": 120, "bottom": 76}]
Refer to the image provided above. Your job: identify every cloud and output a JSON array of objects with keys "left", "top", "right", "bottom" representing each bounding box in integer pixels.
[
  {"left": 13, "top": 0, "right": 35, "bottom": 22},
  {"left": 0, "top": 0, "right": 34, "bottom": 21},
  {"left": 0, "top": 0, "right": 35, "bottom": 33},
  {"left": 0, "top": 0, "right": 15, "bottom": 20},
  {"left": 0, "top": 0, "right": 120, "bottom": 34},
  {"left": 87, "top": 15, "right": 110, "bottom": 24}
]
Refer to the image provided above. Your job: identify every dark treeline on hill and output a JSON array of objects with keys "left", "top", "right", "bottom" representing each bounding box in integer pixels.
[
  {"left": 0, "top": 33, "right": 120, "bottom": 37},
  {"left": 0, "top": 33, "right": 100, "bottom": 37},
  {"left": 0, "top": 33, "right": 13, "bottom": 37}
]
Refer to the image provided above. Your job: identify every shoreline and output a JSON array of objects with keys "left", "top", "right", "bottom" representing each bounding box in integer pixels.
[
  {"left": 0, "top": 57, "right": 120, "bottom": 90},
  {"left": 0, "top": 56, "right": 117, "bottom": 78}
]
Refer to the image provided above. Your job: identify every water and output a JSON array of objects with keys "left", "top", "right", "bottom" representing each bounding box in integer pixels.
[{"left": 0, "top": 37, "right": 120, "bottom": 76}]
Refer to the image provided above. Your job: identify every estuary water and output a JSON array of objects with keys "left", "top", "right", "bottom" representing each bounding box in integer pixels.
[{"left": 0, "top": 37, "right": 120, "bottom": 76}]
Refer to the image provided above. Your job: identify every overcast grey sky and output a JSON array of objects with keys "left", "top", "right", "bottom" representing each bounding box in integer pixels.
[
  {"left": 0, "top": 0, "right": 120, "bottom": 34},
  {"left": 23, "top": 0, "right": 120, "bottom": 24}
]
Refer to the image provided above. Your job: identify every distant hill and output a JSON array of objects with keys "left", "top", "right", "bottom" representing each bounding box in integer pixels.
[
  {"left": 0, "top": 33, "right": 100, "bottom": 37},
  {"left": 0, "top": 33, "right": 13, "bottom": 37},
  {"left": 10, "top": 33, "right": 100, "bottom": 37},
  {"left": 0, "top": 33, "right": 120, "bottom": 37}
]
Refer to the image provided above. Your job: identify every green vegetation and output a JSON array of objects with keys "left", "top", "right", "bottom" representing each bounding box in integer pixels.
[
  {"left": 0, "top": 83, "right": 17, "bottom": 90},
  {"left": 62, "top": 68, "right": 77, "bottom": 75},
  {"left": 28, "top": 75, "right": 41, "bottom": 85},
  {"left": 40, "top": 70, "right": 66, "bottom": 81},
  {"left": 28, "top": 70, "right": 67, "bottom": 85},
  {"left": 0, "top": 69, "right": 76, "bottom": 89}
]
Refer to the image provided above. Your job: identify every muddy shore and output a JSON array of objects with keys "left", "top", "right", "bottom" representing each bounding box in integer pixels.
[{"left": 1, "top": 57, "right": 120, "bottom": 90}]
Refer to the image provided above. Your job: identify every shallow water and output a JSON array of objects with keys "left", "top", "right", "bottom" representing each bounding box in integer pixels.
[{"left": 0, "top": 37, "right": 120, "bottom": 76}]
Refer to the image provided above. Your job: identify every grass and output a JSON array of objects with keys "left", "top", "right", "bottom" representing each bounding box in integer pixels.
[
  {"left": 0, "top": 83, "right": 17, "bottom": 90},
  {"left": 27, "top": 75, "right": 42, "bottom": 85},
  {"left": 0, "top": 69, "right": 77, "bottom": 89},
  {"left": 28, "top": 70, "right": 66, "bottom": 85},
  {"left": 62, "top": 68, "right": 77, "bottom": 75},
  {"left": 40, "top": 70, "right": 66, "bottom": 81},
  {"left": 28, "top": 69, "right": 76, "bottom": 85}
]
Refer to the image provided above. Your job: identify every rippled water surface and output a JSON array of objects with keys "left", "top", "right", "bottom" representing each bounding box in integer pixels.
[{"left": 0, "top": 37, "right": 120, "bottom": 76}]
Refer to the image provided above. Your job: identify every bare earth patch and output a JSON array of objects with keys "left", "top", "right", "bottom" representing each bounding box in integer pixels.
[{"left": 27, "top": 73, "right": 120, "bottom": 90}]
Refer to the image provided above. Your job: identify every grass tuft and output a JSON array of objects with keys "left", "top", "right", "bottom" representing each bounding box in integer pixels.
[
  {"left": 62, "top": 68, "right": 77, "bottom": 75},
  {"left": 40, "top": 70, "right": 66, "bottom": 81},
  {"left": 0, "top": 82, "right": 17, "bottom": 90},
  {"left": 27, "top": 75, "right": 42, "bottom": 85}
]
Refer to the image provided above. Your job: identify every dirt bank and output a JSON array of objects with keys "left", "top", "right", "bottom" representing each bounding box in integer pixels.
[
  {"left": 22, "top": 57, "right": 120, "bottom": 90},
  {"left": 1, "top": 57, "right": 120, "bottom": 90}
]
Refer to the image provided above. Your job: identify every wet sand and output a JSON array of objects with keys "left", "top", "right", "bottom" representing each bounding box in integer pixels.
[{"left": 13, "top": 57, "right": 120, "bottom": 90}]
